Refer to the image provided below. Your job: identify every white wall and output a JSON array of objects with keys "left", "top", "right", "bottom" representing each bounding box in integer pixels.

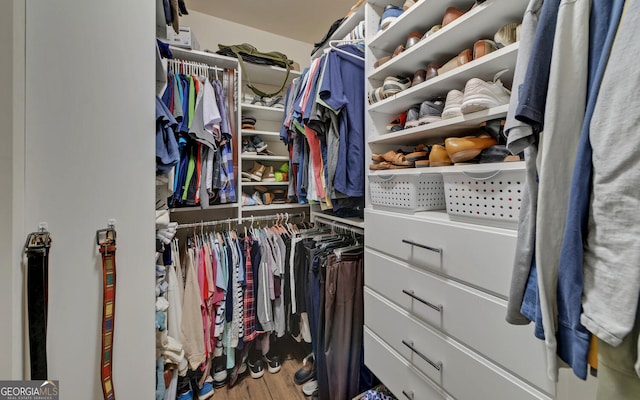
[
  {"left": 179, "top": 10, "right": 313, "bottom": 70},
  {"left": 23, "top": 0, "right": 155, "bottom": 398}
]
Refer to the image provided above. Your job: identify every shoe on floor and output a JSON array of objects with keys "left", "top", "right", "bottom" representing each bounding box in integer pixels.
[
  {"left": 460, "top": 73, "right": 511, "bottom": 114},
  {"left": 302, "top": 379, "right": 319, "bottom": 396},
  {"left": 263, "top": 353, "right": 282, "bottom": 374},
  {"left": 248, "top": 358, "right": 265, "bottom": 379},
  {"left": 176, "top": 389, "right": 193, "bottom": 400},
  {"left": 417, "top": 97, "right": 445, "bottom": 125},
  {"left": 212, "top": 366, "right": 228, "bottom": 388},
  {"left": 441, "top": 89, "right": 464, "bottom": 119},
  {"left": 294, "top": 354, "right": 315, "bottom": 385},
  {"left": 198, "top": 378, "right": 214, "bottom": 400}
]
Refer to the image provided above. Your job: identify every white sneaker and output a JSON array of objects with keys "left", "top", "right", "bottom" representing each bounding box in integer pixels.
[
  {"left": 441, "top": 89, "right": 464, "bottom": 119},
  {"left": 302, "top": 380, "right": 318, "bottom": 396},
  {"left": 460, "top": 75, "right": 511, "bottom": 114}
]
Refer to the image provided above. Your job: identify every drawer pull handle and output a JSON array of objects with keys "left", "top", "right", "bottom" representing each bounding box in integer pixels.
[
  {"left": 402, "top": 289, "right": 442, "bottom": 312},
  {"left": 402, "top": 239, "right": 442, "bottom": 254},
  {"left": 402, "top": 340, "right": 443, "bottom": 371},
  {"left": 402, "top": 390, "right": 414, "bottom": 399}
]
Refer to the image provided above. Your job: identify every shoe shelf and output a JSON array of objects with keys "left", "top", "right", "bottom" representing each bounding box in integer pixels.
[
  {"left": 241, "top": 129, "right": 281, "bottom": 137},
  {"left": 242, "top": 155, "right": 289, "bottom": 162},
  {"left": 368, "top": 42, "right": 519, "bottom": 115},
  {"left": 368, "top": 0, "right": 527, "bottom": 82},
  {"left": 241, "top": 182, "right": 289, "bottom": 187},
  {"left": 368, "top": 0, "right": 471, "bottom": 57},
  {"left": 312, "top": 4, "right": 366, "bottom": 60},
  {"left": 241, "top": 103, "right": 285, "bottom": 121},
  {"left": 367, "top": 159, "right": 525, "bottom": 176},
  {"left": 242, "top": 203, "right": 311, "bottom": 212},
  {"left": 369, "top": 104, "right": 508, "bottom": 145}
]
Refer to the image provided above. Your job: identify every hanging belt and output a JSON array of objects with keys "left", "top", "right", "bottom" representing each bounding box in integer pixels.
[
  {"left": 97, "top": 227, "right": 117, "bottom": 400},
  {"left": 25, "top": 229, "right": 52, "bottom": 380}
]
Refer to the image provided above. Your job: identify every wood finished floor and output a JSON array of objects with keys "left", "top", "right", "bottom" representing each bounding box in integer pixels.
[{"left": 214, "top": 338, "right": 310, "bottom": 400}]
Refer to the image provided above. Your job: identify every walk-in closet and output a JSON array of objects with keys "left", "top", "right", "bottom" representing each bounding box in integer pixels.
[{"left": 1, "top": 0, "right": 639, "bottom": 399}]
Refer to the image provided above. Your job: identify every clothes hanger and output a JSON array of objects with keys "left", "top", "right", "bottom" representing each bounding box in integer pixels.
[{"left": 327, "top": 40, "right": 365, "bottom": 61}]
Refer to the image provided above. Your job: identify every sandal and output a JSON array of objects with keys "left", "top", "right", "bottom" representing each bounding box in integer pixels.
[{"left": 369, "top": 161, "right": 391, "bottom": 170}]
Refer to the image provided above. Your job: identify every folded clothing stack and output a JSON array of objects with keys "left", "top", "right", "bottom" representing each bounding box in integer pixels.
[{"left": 242, "top": 116, "right": 256, "bottom": 130}]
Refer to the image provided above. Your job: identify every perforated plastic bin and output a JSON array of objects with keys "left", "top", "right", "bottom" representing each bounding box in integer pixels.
[
  {"left": 441, "top": 167, "right": 525, "bottom": 228},
  {"left": 369, "top": 173, "right": 446, "bottom": 212}
]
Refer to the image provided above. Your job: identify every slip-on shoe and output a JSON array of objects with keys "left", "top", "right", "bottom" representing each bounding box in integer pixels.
[
  {"left": 429, "top": 144, "right": 452, "bottom": 166},
  {"left": 437, "top": 49, "right": 472, "bottom": 75},
  {"left": 422, "top": 25, "right": 441, "bottom": 40},
  {"left": 412, "top": 69, "right": 426, "bottom": 86},
  {"left": 441, "top": 6, "right": 465, "bottom": 27},
  {"left": 374, "top": 55, "right": 392, "bottom": 68},
  {"left": 425, "top": 62, "right": 440, "bottom": 80},
  {"left": 405, "top": 31, "right": 423, "bottom": 49},
  {"left": 473, "top": 39, "right": 498, "bottom": 60},
  {"left": 494, "top": 22, "right": 521, "bottom": 48},
  {"left": 444, "top": 134, "right": 498, "bottom": 163}
]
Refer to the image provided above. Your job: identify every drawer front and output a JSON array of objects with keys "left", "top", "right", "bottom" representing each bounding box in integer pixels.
[
  {"left": 365, "top": 250, "right": 553, "bottom": 394},
  {"left": 364, "top": 209, "right": 516, "bottom": 297},
  {"left": 364, "top": 289, "right": 552, "bottom": 400},
  {"left": 364, "top": 327, "right": 449, "bottom": 400}
]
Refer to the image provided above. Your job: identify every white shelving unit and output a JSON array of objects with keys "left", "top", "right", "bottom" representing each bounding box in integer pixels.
[{"left": 362, "top": 2, "right": 559, "bottom": 400}]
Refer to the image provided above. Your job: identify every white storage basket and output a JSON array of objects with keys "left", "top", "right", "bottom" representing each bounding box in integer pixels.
[
  {"left": 369, "top": 173, "right": 446, "bottom": 212},
  {"left": 442, "top": 167, "right": 525, "bottom": 227}
]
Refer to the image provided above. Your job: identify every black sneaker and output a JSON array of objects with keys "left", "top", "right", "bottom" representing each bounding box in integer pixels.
[
  {"left": 247, "top": 358, "right": 265, "bottom": 379},
  {"left": 263, "top": 353, "right": 282, "bottom": 374}
]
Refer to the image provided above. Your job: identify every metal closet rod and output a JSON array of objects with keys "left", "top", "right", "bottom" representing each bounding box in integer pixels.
[
  {"left": 176, "top": 212, "right": 304, "bottom": 230},
  {"left": 168, "top": 58, "right": 227, "bottom": 72},
  {"left": 313, "top": 216, "right": 364, "bottom": 236}
]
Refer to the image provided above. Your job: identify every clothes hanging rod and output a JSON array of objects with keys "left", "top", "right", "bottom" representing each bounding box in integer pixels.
[
  {"left": 176, "top": 212, "right": 304, "bottom": 230},
  {"left": 168, "top": 58, "right": 227, "bottom": 72},
  {"left": 313, "top": 216, "right": 364, "bottom": 236}
]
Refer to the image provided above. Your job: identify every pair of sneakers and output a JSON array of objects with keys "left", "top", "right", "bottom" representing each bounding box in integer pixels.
[
  {"left": 246, "top": 352, "right": 281, "bottom": 379},
  {"left": 242, "top": 136, "right": 268, "bottom": 155},
  {"left": 441, "top": 70, "right": 511, "bottom": 119}
]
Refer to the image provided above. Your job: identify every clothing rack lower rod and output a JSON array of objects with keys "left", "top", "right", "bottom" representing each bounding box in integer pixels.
[
  {"left": 175, "top": 212, "right": 303, "bottom": 230},
  {"left": 313, "top": 216, "right": 364, "bottom": 236}
]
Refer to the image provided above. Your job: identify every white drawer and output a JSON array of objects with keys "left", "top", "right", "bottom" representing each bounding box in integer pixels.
[
  {"left": 364, "top": 289, "right": 552, "bottom": 400},
  {"left": 365, "top": 249, "right": 554, "bottom": 394},
  {"left": 364, "top": 327, "right": 450, "bottom": 400},
  {"left": 364, "top": 209, "right": 516, "bottom": 297}
]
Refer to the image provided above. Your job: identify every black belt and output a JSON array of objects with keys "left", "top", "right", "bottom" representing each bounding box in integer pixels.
[{"left": 25, "top": 230, "right": 52, "bottom": 380}]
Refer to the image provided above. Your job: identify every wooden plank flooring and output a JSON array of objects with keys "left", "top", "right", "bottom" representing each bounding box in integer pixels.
[{"left": 214, "top": 338, "right": 310, "bottom": 400}]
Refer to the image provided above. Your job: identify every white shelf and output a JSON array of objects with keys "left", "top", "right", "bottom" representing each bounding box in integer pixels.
[
  {"left": 169, "top": 203, "right": 239, "bottom": 213},
  {"left": 312, "top": 211, "right": 365, "bottom": 229},
  {"left": 369, "top": 104, "right": 509, "bottom": 145},
  {"left": 242, "top": 62, "right": 301, "bottom": 86},
  {"left": 242, "top": 155, "right": 289, "bottom": 162},
  {"left": 312, "top": 5, "right": 366, "bottom": 59},
  {"left": 368, "top": 42, "right": 519, "bottom": 116},
  {"left": 368, "top": 160, "right": 525, "bottom": 176},
  {"left": 242, "top": 182, "right": 289, "bottom": 187},
  {"left": 242, "top": 203, "right": 310, "bottom": 212},
  {"left": 241, "top": 103, "right": 285, "bottom": 121},
  {"left": 168, "top": 46, "right": 239, "bottom": 69},
  {"left": 368, "top": 0, "right": 471, "bottom": 57},
  {"left": 368, "top": 0, "right": 527, "bottom": 81},
  {"left": 241, "top": 129, "right": 281, "bottom": 137}
]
